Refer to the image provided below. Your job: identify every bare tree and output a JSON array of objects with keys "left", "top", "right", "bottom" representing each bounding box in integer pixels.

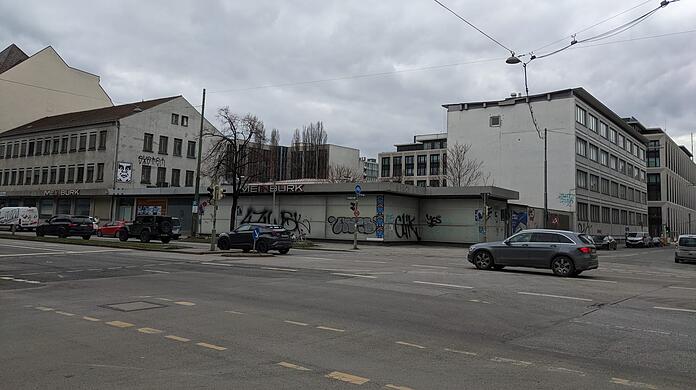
[
  {"left": 445, "top": 142, "right": 487, "bottom": 187},
  {"left": 269, "top": 128, "right": 280, "bottom": 147},
  {"left": 204, "top": 107, "right": 266, "bottom": 229},
  {"left": 253, "top": 126, "right": 267, "bottom": 145},
  {"left": 302, "top": 121, "right": 328, "bottom": 178},
  {"left": 291, "top": 128, "right": 301, "bottom": 146},
  {"left": 327, "top": 164, "right": 361, "bottom": 183}
]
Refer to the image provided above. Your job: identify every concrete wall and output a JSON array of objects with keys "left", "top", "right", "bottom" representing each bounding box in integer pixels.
[
  {"left": 328, "top": 144, "right": 361, "bottom": 172},
  {"left": 0, "top": 47, "right": 112, "bottom": 132}
]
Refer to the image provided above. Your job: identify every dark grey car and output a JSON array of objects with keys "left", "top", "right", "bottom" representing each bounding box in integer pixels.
[{"left": 467, "top": 229, "right": 599, "bottom": 277}]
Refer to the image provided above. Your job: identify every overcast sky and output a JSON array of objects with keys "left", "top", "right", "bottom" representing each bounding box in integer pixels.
[{"left": 2, "top": 0, "right": 695, "bottom": 156}]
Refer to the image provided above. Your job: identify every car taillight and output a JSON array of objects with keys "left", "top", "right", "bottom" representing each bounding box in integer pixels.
[
  {"left": 578, "top": 247, "right": 592, "bottom": 254},
  {"left": 69, "top": 223, "right": 77, "bottom": 228}
]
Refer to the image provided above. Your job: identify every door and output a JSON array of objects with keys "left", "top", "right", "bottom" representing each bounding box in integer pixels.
[
  {"left": 528, "top": 232, "right": 563, "bottom": 268},
  {"left": 230, "top": 224, "right": 253, "bottom": 248},
  {"left": 496, "top": 232, "right": 532, "bottom": 265}
]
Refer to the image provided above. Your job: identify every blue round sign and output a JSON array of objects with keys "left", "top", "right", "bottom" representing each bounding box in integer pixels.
[{"left": 355, "top": 184, "right": 362, "bottom": 194}]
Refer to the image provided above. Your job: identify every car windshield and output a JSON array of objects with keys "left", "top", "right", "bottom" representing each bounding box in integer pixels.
[
  {"left": 578, "top": 234, "right": 593, "bottom": 245},
  {"left": 679, "top": 237, "right": 696, "bottom": 247},
  {"left": 626, "top": 233, "right": 639, "bottom": 238}
]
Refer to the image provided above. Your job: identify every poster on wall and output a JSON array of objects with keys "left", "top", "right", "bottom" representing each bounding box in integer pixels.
[
  {"left": 136, "top": 198, "right": 167, "bottom": 216},
  {"left": 117, "top": 162, "right": 133, "bottom": 182},
  {"left": 511, "top": 211, "right": 528, "bottom": 233}
]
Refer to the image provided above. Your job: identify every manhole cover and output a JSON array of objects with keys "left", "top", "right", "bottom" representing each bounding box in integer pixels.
[{"left": 103, "top": 301, "right": 166, "bottom": 312}]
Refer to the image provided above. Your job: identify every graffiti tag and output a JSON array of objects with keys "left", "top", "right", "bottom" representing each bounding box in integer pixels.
[
  {"left": 240, "top": 208, "right": 311, "bottom": 236},
  {"left": 138, "top": 155, "right": 166, "bottom": 167},
  {"left": 559, "top": 193, "right": 575, "bottom": 207},
  {"left": 394, "top": 214, "right": 420, "bottom": 241},
  {"left": 327, "top": 216, "right": 377, "bottom": 235},
  {"left": 577, "top": 222, "right": 593, "bottom": 234},
  {"left": 425, "top": 214, "right": 442, "bottom": 228}
]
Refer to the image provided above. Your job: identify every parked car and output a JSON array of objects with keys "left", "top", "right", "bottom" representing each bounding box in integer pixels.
[
  {"left": 675, "top": 234, "right": 696, "bottom": 263},
  {"left": 0, "top": 207, "right": 39, "bottom": 231},
  {"left": 119, "top": 215, "right": 174, "bottom": 243},
  {"left": 626, "top": 232, "right": 652, "bottom": 248},
  {"left": 590, "top": 234, "right": 617, "bottom": 250},
  {"left": 35, "top": 215, "right": 93, "bottom": 239},
  {"left": 467, "top": 229, "right": 598, "bottom": 277},
  {"left": 217, "top": 223, "right": 293, "bottom": 254},
  {"left": 651, "top": 236, "right": 663, "bottom": 247},
  {"left": 97, "top": 220, "right": 128, "bottom": 237},
  {"left": 171, "top": 217, "right": 181, "bottom": 240}
]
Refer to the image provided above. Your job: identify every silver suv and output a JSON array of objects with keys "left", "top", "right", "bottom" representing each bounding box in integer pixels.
[
  {"left": 467, "top": 229, "right": 599, "bottom": 277},
  {"left": 675, "top": 234, "right": 696, "bottom": 263}
]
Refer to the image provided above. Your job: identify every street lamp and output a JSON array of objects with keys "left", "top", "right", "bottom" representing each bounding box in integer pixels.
[{"left": 505, "top": 53, "right": 521, "bottom": 64}]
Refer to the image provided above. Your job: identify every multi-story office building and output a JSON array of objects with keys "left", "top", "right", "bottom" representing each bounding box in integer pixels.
[
  {"left": 0, "top": 96, "right": 212, "bottom": 232},
  {"left": 625, "top": 119, "right": 696, "bottom": 238},
  {"left": 444, "top": 88, "right": 648, "bottom": 234},
  {"left": 361, "top": 157, "right": 378, "bottom": 182},
  {"left": 378, "top": 133, "right": 447, "bottom": 187}
]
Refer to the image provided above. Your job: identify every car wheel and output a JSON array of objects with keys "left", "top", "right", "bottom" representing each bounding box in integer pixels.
[
  {"left": 551, "top": 256, "right": 575, "bottom": 277},
  {"left": 279, "top": 248, "right": 290, "bottom": 255},
  {"left": 160, "top": 236, "right": 171, "bottom": 244},
  {"left": 36, "top": 229, "right": 44, "bottom": 237},
  {"left": 473, "top": 250, "right": 494, "bottom": 270},
  {"left": 675, "top": 257, "right": 681, "bottom": 263},
  {"left": 58, "top": 227, "right": 68, "bottom": 238},
  {"left": 118, "top": 230, "right": 128, "bottom": 242},
  {"left": 217, "top": 237, "right": 231, "bottom": 250},
  {"left": 140, "top": 230, "right": 151, "bottom": 243},
  {"left": 256, "top": 241, "right": 269, "bottom": 253},
  {"left": 96, "top": 231, "right": 103, "bottom": 237},
  {"left": 82, "top": 235, "right": 91, "bottom": 240}
]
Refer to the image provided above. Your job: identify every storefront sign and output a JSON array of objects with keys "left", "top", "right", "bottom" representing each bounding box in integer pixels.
[
  {"left": 136, "top": 198, "right": 168, "bottom": 216},
  {"left": 43, "top": 189, "right": 80, "bottom": 196},
  {"left": 138, "top": 155, "right": 166, "bottom": 167},
  {"left": 242, "top": 184, "right": 304, "bottom": 193}
]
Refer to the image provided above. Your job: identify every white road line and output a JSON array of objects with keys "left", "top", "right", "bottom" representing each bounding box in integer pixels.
[
  {"left": 260, "top": 267, "right": 297, "bottom": 272},
  {"left": 0, "top": 243, "right": 65, "bottom": 251},
  {"left": 144, "top": 269, "right": 170, "bottom": 274},
  {"left": 517, "top": 291, "right": 592, "bottom": 302},
  {"left": 0, "top": 252, "right": 67, "bottom": 257},
  {"left": 354, "top": 260, "right": 387, "bottom": 264},
  {"left": 65, "top": 249, "right": 128, "bottom": 254},
  {"left": 65, "top": 270, "right": 82, "bottom": 273},
  {"left": 396, "top": 341, "right": 426, "bottom": 349},
  {"left": 107, "top": 267, "right": 121, "bottom": 270},
  {"left": 413, "top": 281, "right": 473, "bottom": 289},
  {"left": 200, "top": 262, "right": 233, "bottom": 267},
  {"left": 444, "top": 348, "right": 478, "bottom": 356},
  {"left": 411, "top": 264, "right": 449, "bottom": 269},
  {"left": 565, "top": 278, "right": 617, "bottom": 284},
  {"left": 547, "top": 367, "right": 586, "bottom": 376},
  {"left": 490, "top": 357, "right": 533, "bottom": 366},
  {"left": 284, "top": 320, "right": 309, "bottom": 326},
  {"left": 87, "top": 268, "right": 101, "bottom": 271},
  {"left": 610, "top": 377, "right": 658, "bottom": 389},
  {"left": 669, "top": 286, "right": 696, "bottom": 291},
  {"left": 654, "top": 306, "right": 696, "bottom": 313},
  {"left": 331, "top": 273, "right": 377, "bottom": 279},
  {"left": 225, "top": 310, "right": 246, "bottom": 315},
  {"left": 316, "top": 325, "right": 345, "bottom": 332}
]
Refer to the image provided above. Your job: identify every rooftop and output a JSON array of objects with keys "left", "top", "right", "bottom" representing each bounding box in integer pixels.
[{"left": 0, "top": 43, "right": 29, "bottom": 74}]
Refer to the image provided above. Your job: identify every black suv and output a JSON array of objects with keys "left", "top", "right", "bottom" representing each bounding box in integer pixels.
[
  {"left": 119, "top": 215, "right": 174, "bottom": 243},
  {"left": 217, "top": 223, "right": 293, "bottom": 254},
  {"left": 36, "top": 215, "right": 93, "bottom": 239}
]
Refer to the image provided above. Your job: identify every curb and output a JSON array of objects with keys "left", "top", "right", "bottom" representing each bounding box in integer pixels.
[{"left": 0, "top": 234, "right": 192, "bottom": 253}]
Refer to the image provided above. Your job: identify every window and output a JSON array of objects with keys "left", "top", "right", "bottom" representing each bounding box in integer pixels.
[
  {"left": 171, "top": 113, "right": 179, "bottom": 125},
  {"left": 647, "top": 173, "right": 661, "bottom": 201},
  {"left": 489, "top": 115, "right": 501, "bottom": 127},
  {"left": 156, "top": 167, "right": 166, "bottom": 186},
  {"left": 51, "top": 138, "right": 59, "bottom": 154},
  {"left": 628, "top": 187, "right": 635, "bottom": 202},
  {"left": 79, "top": 134, "right": 87, "bottom": 151},
  {"left": 577, "top": 202, "right": 588, "bottom": 221},
  {"left": 576, "top": 169, "right": 588, "bottom": 189},
  {"left": 173, "top": 138, "right": 183, "bottom": 156},
  {"left": 58, "top": 166, "right": 66, "bottom": 183},
  {"left": 416, "top": 180, "right": 426, "bottom": 187},
  {"left": 621, "top": 210, "right": 628, "bottom": 225},
  {"left": 381, "top": 157, "right": 391, "bottom": 177},
  {"left": 611, "top": 181, "right": 619, "bottom": 197},
  {"left": 429, "top": 180, "right": 440, "bottom": 187},
  {"left": 600, "top": 150, "right": 608, "bottom": 166},
  {"left": 10, "top": 170, "right": 16, "bottom": 185},
  {"left": 575, "top": 106, "right": 586, "bottom": 125},
  {"left": 98, "top": 130, "right": 107, "bottom": 150},
  {"left": 576, "top": 137, "right": 587, "bottom": 157},
  {"left": 49, "top": 167, "right": 57, "bottom": 184},
  {"left": 143, "top": 133, "right": 154, "bottom": 152},
  {"left": 75, "top": 199, "right": 91, "bottom": 216},
  {"left": 17, "top": 170, "right": 24, "bottom": 186},
  {"left": 647, "top": 146, "right": 660, "bottom": 167},
  {"left": 96, "top": 163, "right": 104, "bottom": 182},
  {"left": 2, "top": 170, "right": 8, "bottom": 186},
  {"left": 629, "top": 212, "right": 635, "bottom": 226},
  {"left": 67, "top": 166, "right": 75, "bottom": 183},
  {"left": 24, "top": 169, "right": 31, "bottom": 185},
  {"left": 158, "top": 136, "right": 169, "bottom": 154},
  {"left": 590, "top": 205, "right": 600, "bottom": 222},
  {"left": 609, "top": 128, "right": 617, "bottom": 143},
  {"left": 88, "top": 133, "right": 97, "bottom": 150},
  {"left": 602, "top": 207, "right": 611, "bottom": 223},
  {"left": 601, "top": 178, "right": 610, "bottom": 194},
  {"left": 589, "top": 174, "right": 599, "bottom": 192},
  {"left": 589, "top": 144, "right": 598, "bottom": 161},
  {"left": 417, "top": 155, "right": 427, "bottom": 176},
  {"left": 35, "top": 140, "right": 42, "bottom": 156},
  {"left": 20, "top": 141, "right": 26, "bottom": 157},
  {"left": 185, "top": 170, "right": 194, "bottom": 187},
  {"left": 638, "top": 148, "right": 645, "bottom": 161},
  {"left": 76, "top": 165, "right": 84, "bottom": 183},
  {"left": 429, "top": 154, "right": 440, "bottom": 175},
  {"left": 599, "top": 122, "right": 608, "bottom": 138},
  {"left": 69, "top": 135, "right": 77, "bottom": 152},
  {"left": 141, "top": 165, "right": 152, "bottom": 184},
  {"left": 12, "top": 142, "right": 18, "bottom": 157},
  {"left": 0, "top": 143, "right": 4, "bottom": 159},
  {"left": 33, "top": 169, "right": 40, "bottom": 185},
  {"left": 187, "top": 141, "right": 196, "bottom": 158},
  {"left": 171, "top": 169, "right": 180, "bottom": 187},
  {"left": 28, "top": 140, "right": 36, "bottom": 156},
  {"left": 640, "top": 170, "right": 645, "bottom": 182},
  {"left": 405, "top": 156, "right": 414, "bottom": 176},
  {"left": 588, "top": 114, "right": 597, "bottom": 132},
  {"left": 626, "top": 140, "right": 633, "bottom": 155},
  {"left": 619, "top": 184, "right": 627, "bottom": 199},
  {"left": 392, "top": 156, "right": 402, "bottom": 177},
  {"left": 610, "top": 155, "right": 617, "bottom": 170},
  {"left": 627, "top": 163, "right": 633, "bottom": 178},
  {"left": 86, "top": 164, "right": 94, "bottom": 183},
  {"left": 618, "top": 134, "right": 625, "bottom": 149},
  {"left": 181, "top": 116, "right": 189, "bottom": 127},
  {"left": 618, "top": 159, "right": 626, "bottom": 174},
  {"left": 39, "top": 199, "right": 54, "bottom": 219}
]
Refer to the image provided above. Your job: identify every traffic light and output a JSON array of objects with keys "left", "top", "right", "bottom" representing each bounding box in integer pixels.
[
  {"left": 350, "top": 202, "right": 357, "bottom": 211},
  {"left": 214, "top": 186, "right": 227, "bottom": 201},
  {"left": 363, "top": 166, "right": 368, "bottom": 180},
  {"left": 206, "top": 186, "right": 214, "bottom": 198}
]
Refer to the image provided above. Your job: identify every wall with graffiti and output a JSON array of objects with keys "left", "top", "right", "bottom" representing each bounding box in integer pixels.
[{"left": 420, "top": 198, "right": 508, "bottom": 242}]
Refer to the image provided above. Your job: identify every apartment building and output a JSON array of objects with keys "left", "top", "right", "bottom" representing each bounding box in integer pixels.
[
  {"left": 361, "top": 157, "right": 378, "bottom": 182},
  {"left": 378, "top": 133, "right": 447, "bottom": 187},
  {"left": 444, "top": 88, "right": 648, "bottom": 234}
]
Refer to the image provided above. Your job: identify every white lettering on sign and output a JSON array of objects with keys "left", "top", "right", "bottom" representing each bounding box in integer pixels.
[
  {"left": 43, "top": 189, "right": 81, "bottom": 196},
  {"left": 242, "top": 184, "right": 305, "bottom": 193}
]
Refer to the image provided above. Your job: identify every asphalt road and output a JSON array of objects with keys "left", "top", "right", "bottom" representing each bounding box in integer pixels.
[{"left": 1, "top": 239, "right": 695, "bottom": 389}]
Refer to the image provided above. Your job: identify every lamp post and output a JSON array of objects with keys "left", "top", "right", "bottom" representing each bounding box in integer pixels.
[{"left": 191, "top": 88, "right": 206, "bottom": 237}]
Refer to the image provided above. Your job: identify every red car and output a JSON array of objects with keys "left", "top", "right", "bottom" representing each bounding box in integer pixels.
[{"left": 97, "top": 221, "right": 128, "bottom": 237}]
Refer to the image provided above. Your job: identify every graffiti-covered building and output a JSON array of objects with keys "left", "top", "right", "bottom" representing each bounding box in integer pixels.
[{"left": 198, "top": 182, "right": 519, "bottom": 244}]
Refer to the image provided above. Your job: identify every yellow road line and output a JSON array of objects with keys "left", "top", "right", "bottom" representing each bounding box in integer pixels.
[
  {"left": 284, "top": 320, "right": 309, "bottom": 326},
  {"left": 396, "top": 341, "right": 426, "bottom": 349},
  {"left": 326, "top": 371, "right": 369, "bottom": 385},
  {"left": 165, "top": 335, "right": 190, "bottom": 342},
  {"left": 277, "top": 361, "right": 311, "bottom": 371},
  {"left": 196, "top": 342, "right": 227, "bottom": 351},
  {"left": 610, "top": 378, "right": 658, "bottom": 389},
  {"left": 137, "top": 327, "right": 163, "bottom": 334},
  {"left": 385, "top": 385, "right": 415, "bottom": 390},
  {"left": 55, "top": 311, "right": 75, "bottom": 316},
  {"left": 316, "top": 326, "right": 345, "bottom": 333},
  {"left": 82, "top": 316, "right": 101, "bottom": 322},
  {"left": 35, "top": 306, "right": 54, "bottom": 311},
  {"left": 444, "top": 347, "right": 477, "bottom": 356},
  {"left": 106, "top": 320, "right": 135, "bottom": 328},
  {"left": 174, "top": 301, "right": 196, "bottom": 306}
]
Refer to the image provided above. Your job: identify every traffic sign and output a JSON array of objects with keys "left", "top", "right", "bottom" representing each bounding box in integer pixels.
[
  {"left": 354, "top": 184, "right": 362, "bottom": 195},
  {"left": 354, "top": 210, "right": 360, "bottom": 217},
  {"left": 252, "top": 227, "right": 261, "bottom": 241}
]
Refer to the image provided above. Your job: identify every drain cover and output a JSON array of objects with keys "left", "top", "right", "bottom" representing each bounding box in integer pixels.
[{"left": 104, "top": 301, "right": 166, "bottom": 312}]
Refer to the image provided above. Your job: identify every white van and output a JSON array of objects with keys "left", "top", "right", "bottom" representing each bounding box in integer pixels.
[{"left": 0, "top": 207, "right": 40, "bottom": 231}]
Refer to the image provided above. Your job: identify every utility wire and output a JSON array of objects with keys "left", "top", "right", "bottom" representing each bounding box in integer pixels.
[
  {"left": 431, "top": 0, "right": 514, "bottom": 54},
  {"left": 0, "top": 77, "right": 110, "bottom": 101},
  {"left": 521, "top": 63, "right": 543, "bottom": 139}
]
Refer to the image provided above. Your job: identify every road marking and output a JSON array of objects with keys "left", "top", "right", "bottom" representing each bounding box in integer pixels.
[
  {"left": 468, "top": 299, "right": 490, "bottom": 304},
  {"left": 284, "top": 320, "right": 309, "bottom": 326},
  {"left": 200, "top": 262, "right": 234, "bottom": 267},
  {"left": 571, "top": 319, "right": 687, "bottom": 338},
  {"left": 547, "top": 367, "right": 585, "bottom": 376},
  {"left": 65, "top": 249, "right": 128, "bottom": 254},
  {"left": 55, "top": 311, "right": 75, "bottom": 316},
  {"left": 444, "top": 347, "right": 477, "bottom": 356},
  {"left": 10, "top": 278, "right": 42, "bottom": 284},
  {"left": 196, "top": 342, "right": 227, "bottom": 351},
  {"left": 135, "top": 295, "right": 152, "bottom": 298},
  {"left": 225, "top": 310, "right": 246, "bottom": 315},
  {"left": 0, "top": 252, "right": 65, "bottom": 257},
  {"left": 490, "top": 357, "right": 533, "bottom": 366},
  {"left": 0, "top": 243, "right": 65, "bottom": 251},
  {"left": 654, "top": 306, "right": 696, "bottom": 313},
  {"left": 165, "top": 335, "right": 190, "bottom": 342},
  {"left": 144, "top": 269, "right": 170, "bottom": 274},
  {"left": 396, "top": 341, "right": 426, "bottom": 349},
  {"left": 137, "top": 327, "right": 163, "bottom": 334},
  {"left": 413, "top": 281, "right": 473, "bottom": 289},
  {"left": 260, "top": 266, "right": 298, "bottom": 272},
  {"left": 87, "top": 268, "right": 101, "bottom": 271},
  {"left": 325, "top": 371, "right": 369, "bottom": 385},
  {"left": 669, "top": 286, "right": 696, "bottom": 291},
  {"left": 277, "top": 361, "right": 311, "bottom": 371},
  {"left": 19, "top": 272, "right": 42, "bottom": 276},
  {"left": 144, "top": 264, "right": 159, "bottom": 267},
  {"left": 125, "top": 265, "right": 139, "bottom": 268},
  {"left": 411, "top": 264, "right": 449, "bottom": 269},
  {"left": 331, "top": 273, "right": 377, "bottom": 279},
  {"left": 106, "top": 320, "right": 135, "bottom": 328},
  {"left": 354, "top": 260, "right": 387, "bottom": 264},
  {"left": 316, "top": 326, "right": 345, "bottom": 332},
  {"left": 66, "top": 270, "right": 82, "bottom": 273},
  {"left": 35, "top": 306, "right": 54, "bottom": 311},
  {"left": 517, "top": 291, "right": 592, "bottom": 302},
  {"left": 155, "top": 297, "right": 173, "bottom": 301},
  {"left": 610, "top": 377, "right": 658, "bottom": 389},
  {"left": 174, "top": 301, "right": 195, "bottom": 306},
  {"left": 82, "top": 316, "right": 101, "bottom": 322},
  {"left": 565, "top": 278, "right": 617, "bottom": 284},
  {"left": 385, "top": 385, "right": 415, "bottom": 390},
  {"left": 107, "top": 267, "right": 122, "bottom": 270}
]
